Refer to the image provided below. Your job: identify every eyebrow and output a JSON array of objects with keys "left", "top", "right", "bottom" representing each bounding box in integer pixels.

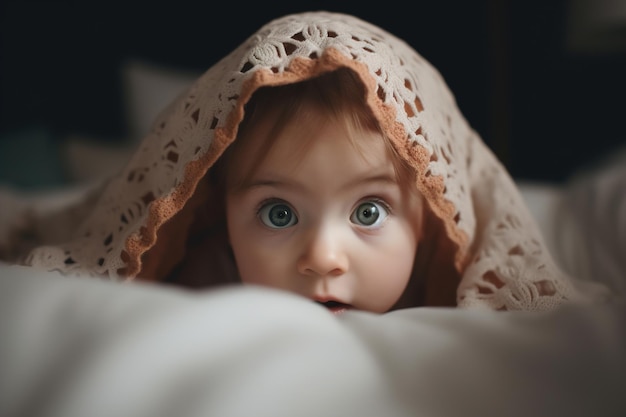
[{"left": 241, "top": 172, "right": 399, "bottom": 192}]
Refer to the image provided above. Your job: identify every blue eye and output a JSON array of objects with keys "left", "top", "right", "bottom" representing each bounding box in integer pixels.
[
  {"left": 350, "top": 200, "right": 389, "bottom": 227},
  {"left": 258, "top": 201, "right": 298, "bottom": 228}
]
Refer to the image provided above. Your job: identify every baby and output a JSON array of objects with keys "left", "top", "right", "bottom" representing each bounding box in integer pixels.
[{"left": 216, "top": 69, "right": 424, "bottom": 313}]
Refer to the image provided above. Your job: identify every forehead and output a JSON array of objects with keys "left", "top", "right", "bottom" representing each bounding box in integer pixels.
[{"left": 227, "top": 103, "right": 391, "bottom": 187}]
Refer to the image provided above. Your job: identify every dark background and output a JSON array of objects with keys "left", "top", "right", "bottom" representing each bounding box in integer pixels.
[{"left": 1, "top": 0, "right": 625, "bottom": 186}]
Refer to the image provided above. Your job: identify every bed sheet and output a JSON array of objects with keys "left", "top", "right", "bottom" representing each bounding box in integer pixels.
[{"left": 1, "top": 264, "right": 625, "bottom": 417}]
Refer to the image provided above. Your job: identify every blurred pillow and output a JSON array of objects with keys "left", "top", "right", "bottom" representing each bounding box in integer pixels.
[{"left": 122, "top": 59, "right": 200, "bottom": 141}]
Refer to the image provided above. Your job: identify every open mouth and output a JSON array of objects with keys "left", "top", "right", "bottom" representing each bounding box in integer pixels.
[{"left": 315, "top": 300, "right": 352, "bottom": 315}]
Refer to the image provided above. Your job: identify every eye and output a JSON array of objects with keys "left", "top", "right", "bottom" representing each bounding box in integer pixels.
[
  {"left": 350, "top": 200, "right": 389, "bottom": 227},
  {"left": 258, "top": 201, "right": 298, "bottom": 229}
]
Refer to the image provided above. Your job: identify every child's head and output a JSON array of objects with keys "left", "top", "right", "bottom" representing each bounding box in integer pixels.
[{"left": 219, "top": 68, "right": 424, "bottom": 313}]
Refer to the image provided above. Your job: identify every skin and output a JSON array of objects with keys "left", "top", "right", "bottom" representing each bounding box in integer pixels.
[{"left": 225, "top": 104, "right": 423, "bottom": 314}]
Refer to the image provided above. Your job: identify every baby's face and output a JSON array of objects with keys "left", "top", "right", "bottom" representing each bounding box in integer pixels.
[{"left": 225, "top": 110, "right": 422, "bottom": 314}]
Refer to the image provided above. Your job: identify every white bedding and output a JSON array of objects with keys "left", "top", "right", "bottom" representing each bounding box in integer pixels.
[{"left": 1, "top": 264, "right": 625, "bottom": 417}]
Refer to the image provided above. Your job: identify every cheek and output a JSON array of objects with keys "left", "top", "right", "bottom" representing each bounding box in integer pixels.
[
  {"left": 226, "top": 203, "right": 290, "bottom": 289},
  {"left": 233, "top": 246, "right": 294, "bottom": 291},
  {"left": 379, "top": 242, "right": 415, "bottom": 292},
  {"left": 358, "top": 224, "right": 417, "bottom": 312},
  {"left": 386, "top": 245, "right": 415, "bottom": 291},
  {"left": 229, "top": 233, "right": 278, "bottom": 286}
]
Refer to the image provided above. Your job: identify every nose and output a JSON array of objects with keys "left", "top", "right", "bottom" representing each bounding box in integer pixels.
[{"left": 297, "top": 224, "right": 349, "bottom": 277}]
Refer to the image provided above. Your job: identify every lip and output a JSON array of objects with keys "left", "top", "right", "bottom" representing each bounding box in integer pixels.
[{"left": 314, "top": 299, "right": 352, "bottom": 315}]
